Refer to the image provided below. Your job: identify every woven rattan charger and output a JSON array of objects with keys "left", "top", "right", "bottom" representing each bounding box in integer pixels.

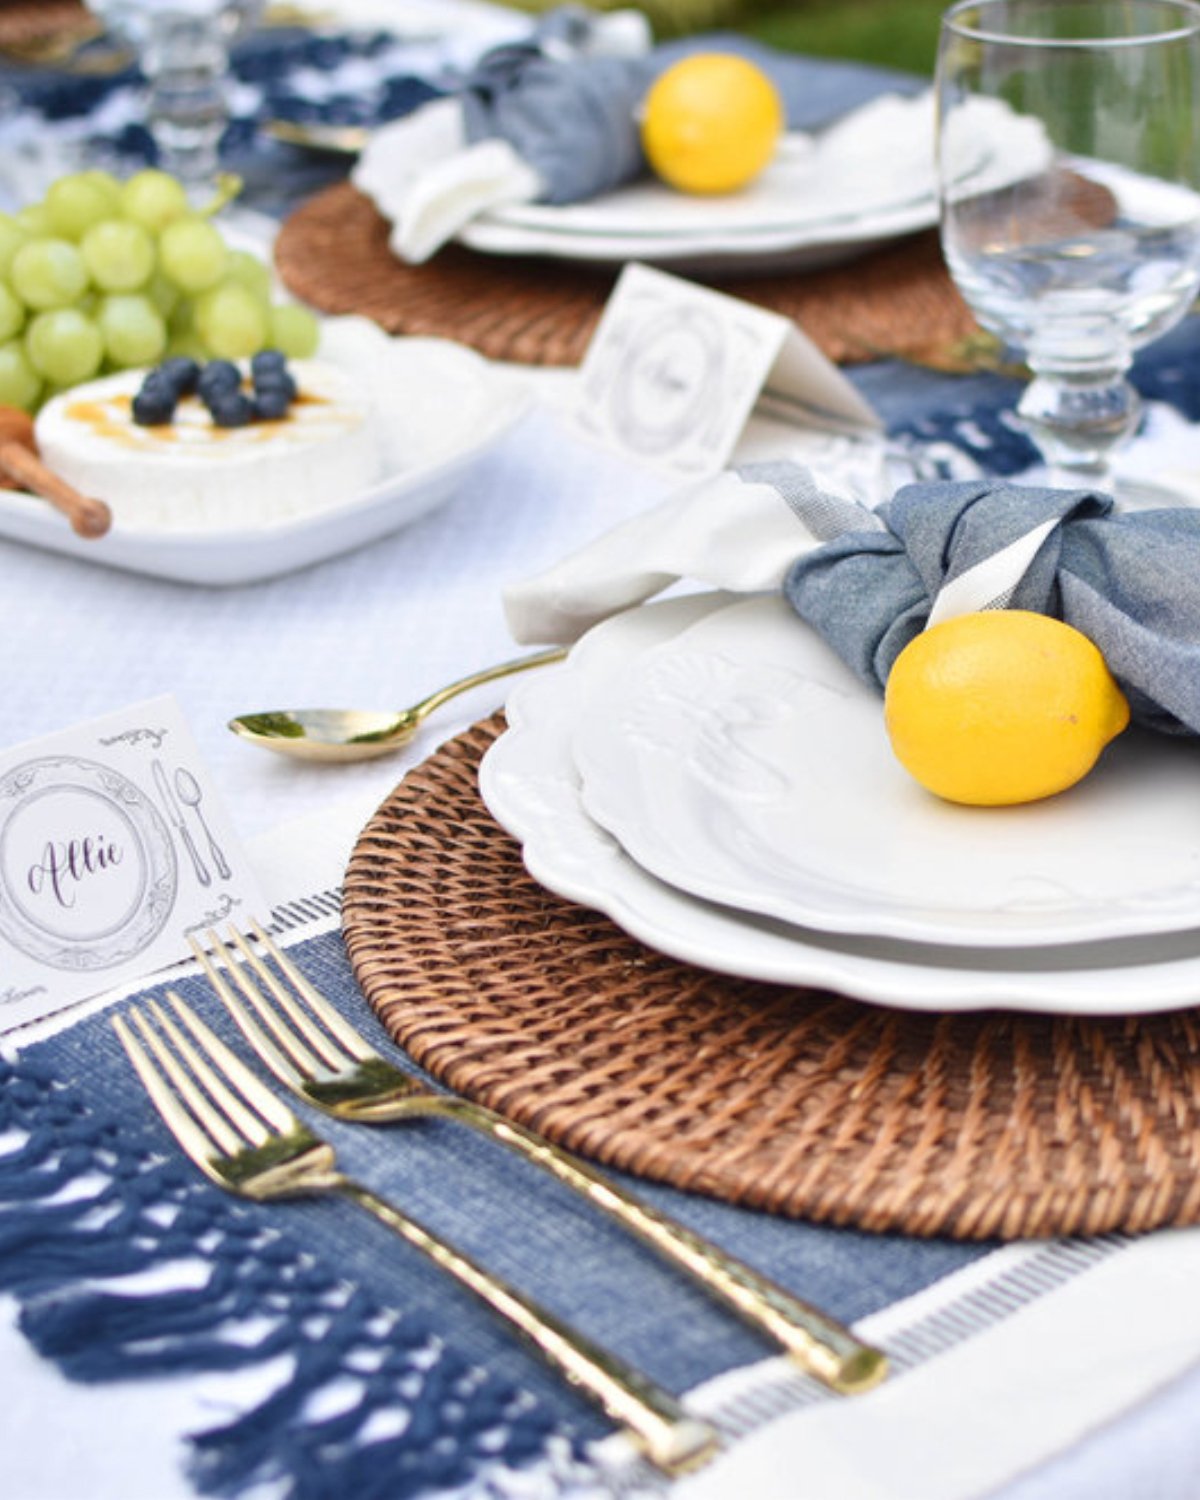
[
  {"left": 342, "top": 716, "right": 1200, "bottom": 1244},
  {"left": 275, "top": 181, "right": 985, "bottom": 369}
]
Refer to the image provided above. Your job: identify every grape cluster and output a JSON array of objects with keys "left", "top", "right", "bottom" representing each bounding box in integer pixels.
[
  {"left": 0, "top": 168, "right": 319, "bottom": 413},
  {"left": 132, "top": 350, "right": 298, "bottom": 429}
]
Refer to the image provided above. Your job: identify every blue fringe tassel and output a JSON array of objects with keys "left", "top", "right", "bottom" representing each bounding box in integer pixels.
[{"left": 0, "top": 1053, "right": 573, "bottom": 1498}]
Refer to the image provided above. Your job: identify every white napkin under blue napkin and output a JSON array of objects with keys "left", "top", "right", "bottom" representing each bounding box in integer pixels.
[
  {"left": 504, "top": 462, "right": 1200, "bottom": 736},
  {"left": 352, "top": 5, "right": 926, "bottom": 261}
]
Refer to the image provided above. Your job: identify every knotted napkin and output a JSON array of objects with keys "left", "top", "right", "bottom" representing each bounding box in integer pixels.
[
  {"left": 352, "top": 5, "right": 925, "bottom": 261},
  {"left": 503, "top": 461, "right": 1200, "bottom": 737}
]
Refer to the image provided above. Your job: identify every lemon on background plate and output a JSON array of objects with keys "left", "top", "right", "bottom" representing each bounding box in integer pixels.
[
  {"left": 640, "top": 53, "right": 785, "bottom": 195},
  {"left": 884, "top": 609, "right": 1131, "bottom": 806}
]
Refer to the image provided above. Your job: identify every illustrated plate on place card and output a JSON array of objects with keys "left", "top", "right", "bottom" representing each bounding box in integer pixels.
[
  {"left": 0, "top": 696, "right": 266, "bottom": 1033},
  {"left": 572, "top": 262, "right": 880, "bottom": 479}
]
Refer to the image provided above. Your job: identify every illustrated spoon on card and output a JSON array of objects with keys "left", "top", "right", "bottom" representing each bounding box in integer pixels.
[
  {"left": 0, "top": 407, "right": 112, "bottom": 538},
  {"left": 228, "top": 648, "right": 568, "bottom": 764}
]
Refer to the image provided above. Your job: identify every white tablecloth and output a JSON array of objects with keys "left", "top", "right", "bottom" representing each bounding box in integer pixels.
[{"left": 4, "top": 372, "right": 1200, "bottom": 1500}]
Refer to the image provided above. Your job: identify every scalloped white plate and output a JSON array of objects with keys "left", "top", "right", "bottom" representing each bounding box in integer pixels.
[
  {"left": 572, "top": 596, "right": 1200, "bottom": 949},
  {"left": 480, "top": 594, "right": 1200, "bottom": 1013},
  {"left": 0, "top": 318, "right": 531, "bottom": 586}
]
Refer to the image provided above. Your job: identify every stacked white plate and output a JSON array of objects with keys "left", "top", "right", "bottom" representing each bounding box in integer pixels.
[{"left": 480, "top": 592, "right": 1200, "bottom": 1016}]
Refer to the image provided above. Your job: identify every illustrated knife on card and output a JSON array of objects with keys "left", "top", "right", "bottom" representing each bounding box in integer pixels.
[{"left": 153, "top": 758, "right": 211, "bottom": 887}]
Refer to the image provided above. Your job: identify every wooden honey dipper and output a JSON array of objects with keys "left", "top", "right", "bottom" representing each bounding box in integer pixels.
[{"left": 0, "top": 405, "right": 112, "bottom": 538}]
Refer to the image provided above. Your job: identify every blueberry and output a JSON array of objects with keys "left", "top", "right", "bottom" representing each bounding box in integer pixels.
[
  {"left": 253, "top": 370, "right": 297, "bottom": 403},
  {"left": 250, "top": 348, "right": 287, "bottom": 377},
  {"left": 197, "top": 360, "right": 241, "bottom": 403},
  {"left": 158, "top": 356, "right": 200, "bottom": 396},
  {"left": 132, "top": 391, "right": 175, "bottom": 426},
  {"left": 210, "top": 392, "right": 255, "bottom": 428},
  {"left": 253, "top": 388, "right": 291, "bottom": 421}
]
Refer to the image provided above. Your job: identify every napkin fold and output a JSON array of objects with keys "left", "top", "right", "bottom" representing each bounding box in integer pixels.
[
  {"left": 352, "top": 6, "right": 925, "bottom": 262},
  {"left": 504, "top": 462, "right": 1200, "bottom": 737}
]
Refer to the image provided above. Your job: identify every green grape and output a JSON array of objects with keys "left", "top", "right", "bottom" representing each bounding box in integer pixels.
[
  {"left": 80, "top": 219, "right": 156, "bottom": 292},
  {"left": 10, "top": 238, "right": 90, "bottom": 311},
  {"left": 145, "top": 270, "right": 180, "bottom": 319},
  {"left": 98, "top": 293, "right": 167, "bottom": 367},
  {"left": 159, "top": 216, "right": 228, "bottom": 294},
  {"left": 0, "top": 339, "right": 41, "bottom": 410},
  {"left": 80, "top": 170, "right": 122, "bottom": 209},
  {"left": 0, "top": 284, "right": 25, "bottom": 343},
  {"left": 120, "top": 169, "right": 190, "bottom": 233},
  {"left": 44, "top": 173, "right": 117, "bottom": 241},
  {"left": 26, "top": 308, "right": 103, "bottom": 386},
  {"left": 224, "top": 248, "right": 272, "bottom": 302},
  {"left": 15, "top": 204, "right": 51, "bottom": 237},
  {"left": 0, "top": 214, "right": 28, "bottom": 280},
  {"left": 195, "top": 281, "right": 267, "bottom": 359},
  {"left": 165, "top": 329, "right": 207, "bottom": 361},
  {"left": 269, "top": 302, "right": 320, "bottom": 359}
]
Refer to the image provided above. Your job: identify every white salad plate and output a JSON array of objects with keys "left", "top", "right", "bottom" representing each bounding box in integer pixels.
[
  {"left": 480, "top": 593, "right": 1200, "bottom": 1014},
  {"left": 573, "top": 595, "right": 1200, "bottom": 949},
  {"left": 457, "top": 94, "right": 1047, "bottom": 275},
  {"left": 0, "top": 318, "right": 531, "bottom": 586}
]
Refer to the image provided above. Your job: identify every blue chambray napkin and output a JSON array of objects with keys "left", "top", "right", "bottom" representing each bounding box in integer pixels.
[
  {"left": 352, "top": 4, "right": 924, "bottom": 261},
  {"left": 504, "top": 462, "right": 1200, "bottom": 737}
]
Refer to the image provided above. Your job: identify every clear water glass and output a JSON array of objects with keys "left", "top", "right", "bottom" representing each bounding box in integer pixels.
[
  {"left": 936, "top": 0, "right": 1200, "bottom": 489},
  {"left": 86, "top": 0, "right": 263, "bottom": 190}
]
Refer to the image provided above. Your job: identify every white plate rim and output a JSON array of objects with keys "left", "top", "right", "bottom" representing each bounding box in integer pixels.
[{"left": 480, "top": 594, "right": 1200, "bottom": 1015}]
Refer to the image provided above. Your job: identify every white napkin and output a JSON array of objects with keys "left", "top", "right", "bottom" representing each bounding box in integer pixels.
[
  {"left": 351, "top": 8, "right": 653, "bottom": 263},
  {"left": 503, "top": 464, "right": 873, "bottom": 645}
]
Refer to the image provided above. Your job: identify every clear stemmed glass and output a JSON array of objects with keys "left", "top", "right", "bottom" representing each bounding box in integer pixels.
[
  {"left": 85, "top": 0, "right": 263, "bottom": 192},
  {"left": 936, "top": 0, "right": 1200, "bottom": 494}
]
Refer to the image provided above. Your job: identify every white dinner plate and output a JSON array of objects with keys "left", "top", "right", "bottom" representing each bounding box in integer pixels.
[
  {"left": 0, "top": 318, "right": 531, "bottom": 586},
  {"left": 480, "top": 595, "right": 1200, "bottom": 1014},
  {"left": 572, "top": 596, "right": 1200, "bottom": 949}
]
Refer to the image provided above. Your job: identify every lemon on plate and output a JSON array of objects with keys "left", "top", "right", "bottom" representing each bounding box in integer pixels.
[
  {"left": 883, "top": 609, "right": 1131, "bottom": 806},
  {"left": 640, "top": 53, "right": 784, "bottom": 195}
]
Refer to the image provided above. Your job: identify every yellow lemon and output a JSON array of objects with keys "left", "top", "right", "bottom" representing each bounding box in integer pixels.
[
  {"left": 883, "top": 610, "right": 1130, "bottom": 806},
  {"left": 641, "top": 53, "right": 784, "bottom": 195}
]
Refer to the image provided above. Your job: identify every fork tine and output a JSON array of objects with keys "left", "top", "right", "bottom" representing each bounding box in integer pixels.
[
  {"left": 228, "top": 923, "right": 359, "bottom": 1071},
  {"left": 139, "top": 998, "right": 274, "bottom": 1153},
  {"left": 189, "top": 929, "right": 333, "bottom": 1082},
  {"left": 163, "top": 990, "right": 300, "bottom": 1136},
  {"left": 248, "top": 918, "right": 377, "bottom": 1064},
  {"left": 112, "top": 1012, "right": 236, "bottom": 1172}
]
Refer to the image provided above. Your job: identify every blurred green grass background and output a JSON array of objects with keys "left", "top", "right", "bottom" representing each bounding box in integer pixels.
[{"left": 509, "top": 2, "right": 946, "bottom": 74}]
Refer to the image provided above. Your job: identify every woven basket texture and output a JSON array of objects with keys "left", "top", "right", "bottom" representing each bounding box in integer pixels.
[
  {"left": 342, "top": 716, "right": 1200, "bottom": 1242},
  {"left": 275, "top": 181, "right": 983, "bottom": 367}
]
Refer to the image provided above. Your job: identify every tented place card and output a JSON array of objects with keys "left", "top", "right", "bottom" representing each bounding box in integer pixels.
[
  {"left": 0, "top": 695, "right": 265, "bottom": 1033},
  {"left": 572, "top": 262, "right": 881, "bottom": 478}
]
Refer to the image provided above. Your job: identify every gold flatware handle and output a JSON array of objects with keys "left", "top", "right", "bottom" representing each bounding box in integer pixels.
[
  {"left": 437, "top": 1101, "right": 885, "bottom": 1393},
  {"left": 337, "top": 1178, "right": 719, "bottom": 1475}
]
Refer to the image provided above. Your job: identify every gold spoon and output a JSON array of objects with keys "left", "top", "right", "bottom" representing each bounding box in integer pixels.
[
  {"left": 228, "top": 647, "right": 567, "bottom": 764},
  {"left": 262, "top": 119, "right": 371, "bottom": 155}
]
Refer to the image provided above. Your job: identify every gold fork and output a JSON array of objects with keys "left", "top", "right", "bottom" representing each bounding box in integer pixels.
[
  {"left": 113, "top": 995, "right": 718, "bottom": 1477},
  {"left": 188, "top": 922, "right": 887, "bottom": 1396}
]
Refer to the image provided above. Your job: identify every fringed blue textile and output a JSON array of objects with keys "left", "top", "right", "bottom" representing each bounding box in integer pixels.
[{"left": 0, "top": 1019, "right": 576, "bottom": 1500}]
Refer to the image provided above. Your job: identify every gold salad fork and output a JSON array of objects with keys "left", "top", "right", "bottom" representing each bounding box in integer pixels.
[
  {"left": 114, "top": 996, "right": 718, "bottom": 1476},
  {"left": 188, "top": 922, "right": 887, "bottom": 1396}
]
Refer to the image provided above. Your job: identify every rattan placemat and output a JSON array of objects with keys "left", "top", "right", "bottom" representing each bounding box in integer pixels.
[
  {"left": 342, "top": 715, "right": 1200, "bottom": 1242},
  {"left": 275, "top": 181, "right": 982, "bottom": 367},
  {"left": 0, "top": 1, "right": 90, "bottom": 50}
]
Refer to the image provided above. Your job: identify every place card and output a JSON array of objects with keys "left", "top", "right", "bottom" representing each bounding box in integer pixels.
[
  {"left": 572, "top": 262, "right": 881, "bottom": 478},
  {"left": 0, "top": 695, "right": 266, "bottom": 1034}
]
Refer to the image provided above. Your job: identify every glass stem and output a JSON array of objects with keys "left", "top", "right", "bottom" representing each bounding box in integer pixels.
[
  {"left": 1017, "top": 340, "right": 1141, "bottom": 492},
  {"left": 141, "top": 15, "right": 231, "bottom": 190}
]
